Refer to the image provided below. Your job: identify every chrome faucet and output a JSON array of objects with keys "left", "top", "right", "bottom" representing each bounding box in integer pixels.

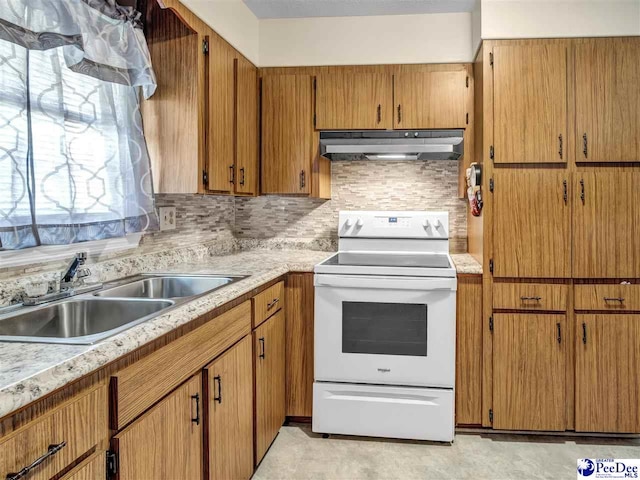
[{"left": 60, "top": 252, "right": 89, "bottom": 290}]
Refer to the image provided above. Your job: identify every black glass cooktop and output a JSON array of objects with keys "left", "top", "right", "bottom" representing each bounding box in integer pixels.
[{"left": 322, "top": 252, "right": 452, "bottom": 269}]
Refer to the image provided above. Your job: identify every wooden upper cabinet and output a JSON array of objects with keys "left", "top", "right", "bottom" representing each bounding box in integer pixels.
[
  {"left": 235, "top": 55, "right": 259, "bottom": 195},
  {"left": 315, "top": 73, "right": 392, "bottom": 130},
  {"left": 114, "top": 375, "right": 203, "bottom": 480},
  {"left": 205, "top": 336, "right": 254, "bottom": 480},
  {"left": 572, "top": 172, "right": 640, "bottom": 279},
  {"left": 394, "top": 71, "right": 467, "bottom": 129},
  {"left": 493, "top": 44, "right": 567, "bottom": 163},
  {"left": 207, "top": 33, "right": 236, "bottom": 193},
  {"left": 575, "top": 38, "right": 640, "bottom": 162},
  {"left": 492, "top": 170, "right": 571, "bottom": 278},
  {"left": 576, "top": 314, "right": 640, "bottom": 433},
  {"left": 493, "top": 313, "right": 566, "bottom": 431},
  {"left": 261, "top": 75, "right": 314, "bottom": 195}
]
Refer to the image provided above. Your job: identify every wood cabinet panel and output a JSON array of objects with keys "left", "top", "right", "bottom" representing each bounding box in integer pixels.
[
  {"left": 572, "top": 172, "right": 640, "bottom": 279},
  {"left": 60, "top": 451, "right": 105, "bottom": 480},
  {"left": 207, "top": 33, "right": 236, "bottom": 193},
  {"left": 576, "top": 314, "right": 640, "bottom": 433},
  {"left": 285, "top": 273, "right": 315, "bottom": 417},
  {"left": 455, "top": 276, "right": 483, "bottom": 426},
  {"left": 253, "top": 281, "right": 285, "bottom": 329},
  {"left": 0, "top": 386, "right": 106, "bottom": 480},
  {"left": 114, "top": 375, "right": 202, "bottom": 480},
  {"left": 235, "top": 55, "right": 259, "bottom": 195},
  {"left": 261, "top": 75, "right": 313, "bottom": 195},
  {"left": 493, "top": 283, "right": 568, "bottom": 311},
  {"left": 575, "top": 284, "right": 640, "bottom": 311},
  {"left": 111, "top": 301, "right": 251, "bottom": 430},
  {"left": 315, "top": 73, "right": 392, "bottom": 129},
  {"left": 254, "top": 310, "right": 286, "bottom": 463},
  {"left": 394, "top": 71, "right": 467, "bottom": 129},
  {"left": 493, "top": 44, "right": 567, "bottom": 163},
  {"left": 493, "top": 314, "right": 566, "bottom": 431},
  {"left": 575, "top": 38, "right": 640, "bottom": 162},
  {"left": 492, "top": 170, "right": 571, "bottom": 278},
  {"left": 205, "top": 336, "right": 254, "bottom": 480}
]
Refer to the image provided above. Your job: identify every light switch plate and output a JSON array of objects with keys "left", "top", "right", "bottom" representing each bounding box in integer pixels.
[{"left": 158, "top": 206, "right": 177, "bottom": 231}]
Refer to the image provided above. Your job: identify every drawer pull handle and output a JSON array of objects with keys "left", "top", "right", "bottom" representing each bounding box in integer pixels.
[
  {"left": 556, "top": 323, "right": 562, "bottom": 344},
  {"left": 191, "top": 393, "right": 200, "bottom": 425},
  {"left": 582, "top": 323, "right": 587, "bottom": 345},
  {"left": 6, "top": 441, "right": 67, "bottom": 480},
  {"left": 214, "top": 375, "right": 222, "bottom": 404},
  {"left": 604, "top": 297, "right": 625, "bottom": 304},
  {"left": 520, "top": 296, "right": 542, "bottom": 302},
  {"left": 259, "top": 337, "right": 266, "bottom": 359},
  {"left": 267, "top": 298, "right": 280, "bottom": 310}
]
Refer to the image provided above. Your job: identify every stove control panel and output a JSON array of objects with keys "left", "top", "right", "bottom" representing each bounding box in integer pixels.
[{"left": 339, "top": 211, "right": 449, "bottom": 239}]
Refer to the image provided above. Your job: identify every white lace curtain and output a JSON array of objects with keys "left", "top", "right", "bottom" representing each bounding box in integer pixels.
[{"left": 0, "top": 0, "right": 158, "bottom": 250}]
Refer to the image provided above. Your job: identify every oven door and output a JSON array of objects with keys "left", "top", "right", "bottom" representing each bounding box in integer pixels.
[{"left": 314, "top": 274, "right": 456, "bottom": 388}]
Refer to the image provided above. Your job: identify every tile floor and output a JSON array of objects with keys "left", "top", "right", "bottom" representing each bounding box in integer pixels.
[{"left": 254, "top": 424, "right": 640, "bottom": 479}]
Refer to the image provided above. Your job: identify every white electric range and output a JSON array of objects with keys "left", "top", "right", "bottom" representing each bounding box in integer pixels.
[{"left": 313, "top": 211, "right": 457, "bottom": 442}]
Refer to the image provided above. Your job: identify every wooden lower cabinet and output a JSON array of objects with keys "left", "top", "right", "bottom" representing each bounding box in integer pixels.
[
  {"left": 254, "top": 310, "right": 286, "bottom": 464},
  {"left": 492, "top": 313, "right": 566, "bottom": 431},
  {"left": 575, "top": 314, "right": 640, "bottom": 433},
  {"left": 113, "top": 375, "right": 203, "bottom": 480},
  {"left": 205, "top": 336, "right": 254, "bottom": 480}
]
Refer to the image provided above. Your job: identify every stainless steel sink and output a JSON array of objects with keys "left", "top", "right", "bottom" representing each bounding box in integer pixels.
[
  {"left": 95, "top": 275, "right": 245, "bottom": 300},
  {"left": 0, "top": 298, "right": 173, "bottom": 345}
]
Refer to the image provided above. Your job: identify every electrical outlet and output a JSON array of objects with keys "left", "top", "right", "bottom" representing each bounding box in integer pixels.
[{"left": 158, "top": 206, "right": 177, "bottom": 231}]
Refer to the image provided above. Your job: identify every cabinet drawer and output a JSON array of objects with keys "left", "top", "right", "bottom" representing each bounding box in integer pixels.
[
  {"left": 60, "top": 451, "right": 105, "bottom": 480},
  {"left": 110, "top": 301, "right": 251, "bottom": 430},
  {"left": 253, "top": 281, "right": 284, "bottom": 328},
  {"left": 493, "top": 283, "right": 568, "bottom": 311},
  {"left": 0, "top": 385, "right": 107, "bottom": 480},
  {"left": 575, "top": 284, "right": 640, "bottom": 311}
]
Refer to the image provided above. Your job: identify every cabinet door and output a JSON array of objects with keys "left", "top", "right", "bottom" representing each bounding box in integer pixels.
[
  {"left": 492, "top": 170, "right": 571, "bottom": 278},
  {"left": 235, "top": 56, "right": 258, "bottom": 195},
  {"left": 493, "top": 44, "right": 567, "bottom": 163},
  {"left": 206, "top": 336, "right": 253, "bottom": 480},
  {"left": 573, "top": 172, "right": 640, "bottom": 278},
  {"left": 261, "top": 75, "right": 313, "bottom": 194},
  {"left": 285, "top": 273, "right": 315, "bottom": 417},
  {"left": 315, "top": 73, "right": 392, "bottom": 130},
  {"left": 254, "top": 310, "right": 286, "bottom": 463},
  {"left": 60, "top": 452, "right": 105, "bottom": 480},
  {"left": 576, "top": 38, "right": 640, "bottom": 162},
  {"left": 394, "top": 71, "right": 467, "bottom": 129},
  {"left": 576, "top": 314, "right": 640, "bottom": 433},
  {"left": 207, "top": 33, "right": 235, "bottom": 193},
  {"left": 114, "top": 375, "right": 202, "bottom": 480},
  {"left": 493, "top": 314, "right": 566, "bottom": 431}
]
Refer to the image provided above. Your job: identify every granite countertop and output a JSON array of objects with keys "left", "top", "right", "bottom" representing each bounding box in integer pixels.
[{"left": 0, "top": 249, "right": 481, "bottom": 418}]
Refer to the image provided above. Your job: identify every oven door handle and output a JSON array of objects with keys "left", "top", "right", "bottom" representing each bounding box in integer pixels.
[{"left": 314, "top": 274, "right": 457, "bottom": 291}]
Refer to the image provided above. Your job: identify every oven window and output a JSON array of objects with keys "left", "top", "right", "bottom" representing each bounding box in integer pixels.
[{"left": 342, "top": 302, "right": 427, "bottom": 356}]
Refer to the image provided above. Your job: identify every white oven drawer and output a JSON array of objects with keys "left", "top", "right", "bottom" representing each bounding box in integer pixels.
[{"left": 313, "top": 382, "right": 454, "bottom": 442}]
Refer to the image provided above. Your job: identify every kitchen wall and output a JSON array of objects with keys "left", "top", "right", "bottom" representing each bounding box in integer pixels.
[{"left": 235, "top": 160, "right": 468, "bottom": 253}]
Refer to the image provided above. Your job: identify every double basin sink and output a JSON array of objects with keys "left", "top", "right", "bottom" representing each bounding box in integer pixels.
[{"left": 0, "top": 275, "right": 247, "bottom": 345}]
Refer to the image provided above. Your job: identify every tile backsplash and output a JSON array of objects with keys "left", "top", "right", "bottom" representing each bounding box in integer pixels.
[{"left": 235, "top": 160, "right": 467, "bottom": 253}]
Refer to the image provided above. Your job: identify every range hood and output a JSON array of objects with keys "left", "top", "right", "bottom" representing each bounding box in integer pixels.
[{"left": 320, "top": 129, "right": 464, "bottom": 161}]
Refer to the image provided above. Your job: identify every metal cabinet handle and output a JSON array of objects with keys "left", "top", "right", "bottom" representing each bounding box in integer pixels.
[
  {"left": 520, "top": 296, "right": 542, "bottom": 302},
  {"left": 214, "top": 375, "right": 222, "bottom": 404},
  {"left": 191, "top": 393, "right": 200, "bottom": 425},
  {"left": 558, "top": 134, "right": 563, "bottom": 159},
  {"left": 267, "top": 298, "right": 279, "bottom": 310},
  {"left": 229, "top": 165, "right": 235, "bottom": 184},
  {"left": 563, "top": 180, "right": 567, "bottom": 204},
  {"left": 580, "top": 179, "right": 585, "bottom": 204},
  {"left": 582, "top": 133, "right": 588, "bottom": 158},
  {"left": 397, "top": 104, "right": 402, "bottom": 124},
  {"left": 239, "top": 167, "right": 245, "bottom": 186},
  {"left": 556, "top": 323, "right": 562, "bottom": 344},
  {"left": 377, "top": 104, "right": 381, "bottom": 124},
  {"left": 604, "top": 297, "right": 625, "bottom": 304},
  {"left": 259, "top": 337, "right": 265, "bottom": 359},
  {"left": 6, "top": 441, "right": 67, "bottom": 480},
  {"left": 299, "top": 170, "right": 305, "bottom": 189},
  {"left": 582, "top": 323, "right": 587, "bottom": 345}
]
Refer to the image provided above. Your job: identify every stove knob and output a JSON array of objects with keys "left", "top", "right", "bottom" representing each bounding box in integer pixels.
[
  {"left": 433, "top": 219, "right": 442, "bottom": 230},
  {"left": 356, "top": 218, "right": 364, "bottom": 228},
  {"left": 422, "top": 219, "right": 431, "bottom": 230},
  {"left": 344, "top": 219, "right": 353, "bottom": 228}
]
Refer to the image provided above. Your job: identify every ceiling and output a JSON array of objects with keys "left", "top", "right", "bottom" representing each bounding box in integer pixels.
[{"left": 242, "top": 0, "right": 477, "bottom": 19}]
